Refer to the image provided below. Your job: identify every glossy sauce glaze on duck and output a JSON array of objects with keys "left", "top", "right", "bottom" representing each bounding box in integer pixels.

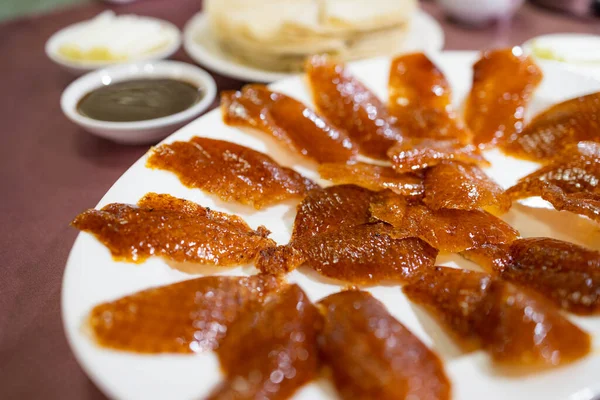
[
  {"left": 423, "top": 161, "right": 511, "bottom": 214},
  {"left": 388, "top": 53, "right": 471, "bottom": 143},
  {"left": 221, "top": 85, "right": 358, "bottom": 164},
  {"left": 209, "top": 284, "right": 321, "bottom": 400},
  {"left": 503, "top": 92, "right": 600, "bottom": 161},
  {"left": 370, "top": 192, "right": 518, "bottom": 253},
  {"left": 403, "top": 267, "right": 591, "bottom": 367},
  {"left": 506, "top": 141, "right": 600, "bottom": 222},
  {"left": 257, "top": 184, "right": 377, "bottom": 276},
  {"left": 293, "top": 223, "right": 438, "bottom": 285},
  {"left": 87, "top": 275, "right": 283, "bottom": 353},
  {"left": 388, "top": 138, "right": 489, "bottom": 173},
  {"left": 318, "top": 290, "right": 450, "bottom": 400},
  {"left": 258, "top": 185, "right": 438, "bottom": 284},
  {"left": 147, "top": 137, "right": 317, "bottom": 209},
  {"left": 71, "top": 193, "right": 275, "bottom": 265},
  {"left": 540, "top": 186, "right": 600, "bottom": 224},
  {"left": 507, "top": 141, "right": 600, "bottom": 198},
  {"left": 290, "top": 184, "right": 376, "bottom": 241},
  {"left": 306, "top": 55, "right": 402, "bottom": 159},
  {"left": 462, "top": 238, "right": 600, "bottom": 314},
  {"left": 318, "top": 162, "right": 424, "bottom": 198},
  {"left": 464, "top": 48, "right": 543, "bottom": 148}
]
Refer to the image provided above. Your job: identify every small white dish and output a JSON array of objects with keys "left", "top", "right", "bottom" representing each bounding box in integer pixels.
[
  {"left": 183, "top": 10, "right": 444, "bottom": 83},
  {"left": 61, "top": 60, "right": 217, "bottom": 144},
  {"left": 437, "top": 0, "right": 524, "bottom": 25},
  {"left": 46, "top": 15, "right": 182, "bottom": 75},
  {"left": 523, "top": 33, "right": 600, "bottom": 81}
]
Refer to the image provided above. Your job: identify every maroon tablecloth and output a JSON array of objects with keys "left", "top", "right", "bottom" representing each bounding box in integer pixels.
[{"left": 1, "top": 1, "right": 598, "bottom": 398}]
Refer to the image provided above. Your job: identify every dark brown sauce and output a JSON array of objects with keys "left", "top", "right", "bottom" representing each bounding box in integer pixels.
[{"left": 77, "top": 79, "right": 202, "bottom": 122}]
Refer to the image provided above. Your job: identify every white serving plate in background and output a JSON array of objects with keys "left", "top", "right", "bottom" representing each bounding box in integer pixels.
[
  {"left": 183, "top": 10, "right": 445, "bottom": 82},
  {"left": 63, "top": 52, "right": 600, "bottom": 400}
]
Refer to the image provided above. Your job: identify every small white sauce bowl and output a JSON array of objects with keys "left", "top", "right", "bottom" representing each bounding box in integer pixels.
[
  {"left": 61, "top": 60, "right": 217, "bottom": 144},
  {"left": 46, "top": 16, "right": 182, "bottom": 75}
]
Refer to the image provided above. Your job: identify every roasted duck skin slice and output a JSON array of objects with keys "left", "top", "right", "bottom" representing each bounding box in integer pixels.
[
  {"left": 462, "top": 238, "right": 600, "bottom": 314},
  {"left": 403, "top": 267, "right": 591, "bottom": 367},
  {"left": 319, "top": 162, "right": 424, "bottom": 198},
  {"left": 506, "top": 141, "right": 600, "bottom": 200},
  {"left": 464, "top": 48, "right": 543, "bottom": 148},
  {"left": 370, "top": 193, "right": 518, "bottom": 253},
  {"left": 147, "top": 137, "right": 317, "bottom": 209},
  {"left": 318, "top": 290, "right": 451, "bottom": 400},
  {"left": 295, "top": 223, "right": 438, "bottom": 285},
  {"left": 306, "top": 55, "right": 402, "bottom": 159},
  {"left": 423, "top": 161, "right": 511, "bottom": 214},
  {"left": 72, "top": 193, "right": 275, "bottom": 265},
  {"left": 87, "top": 275, "right": 283, "bottom": 353},
  {"left": 221, "top": 85, "right": 358, "bottom": 164},
  {"left": 210, "top": 285, "right": 321, "bottom": 400},
  {"left": 388, "top": 138, "right": 489, "bottom": 173},
  {"left": 389, "top": 52, "right": 472, "bottom": 143},
  {"left": 291, "top": 184, "right": 377, "bottom": 241},
  {"left": 503, "top": 92, "right": 600, "bottom": 161}
]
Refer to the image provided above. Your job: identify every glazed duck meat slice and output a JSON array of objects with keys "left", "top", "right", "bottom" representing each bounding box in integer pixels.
[
  {"left": 258, "top": 185, "right": 438, "bottom": 283},
  {"left": 221, "top": 85, "right": 358, "bottom": 164},
  {"left": 464, "top": 48, "right": 543, "bottom": 148},
  {"left": 87, "top": 275, "right": 283, "bottom": 353},
  {"left": 318, "top": 290, "right": 451, "bottom": 400},
  {"left": 318, "top": 161, "right": 424, "bottom": 198},
  {"left": 423, "top": 161, "right": 511, "bottom": 214},
  {"left": 389, "top": 52, "right": 472, "bottom": 143},
  {"left": 71, "top": 193, "right": 275, "bottom": 265},
  {"left": 503, "top": 92, "right": 600, "bottom": 161},
  {"left": 294, "top": 223, "right": 438, "bottom": 285},
  {"left": 506, "top": 141, "right": 600, "bottom": 222},
  {"left": 462, "top": 238, "right": 600, "bottom": 314},
  {"left": 290, "top": 184, "right": 377, "bottom": 241},
  {"left": 388, "top": 138, "right": 489, "bottom": 173},
  {"left": 306, "top": 55, "right": 402, "bottom": 159},
  {"left": 540, "top": 186, "right": 600, "bottom": 224},
  {"left": 146, "top": 137, "right": 318, "bottom": 209},
  {"left": 403, "top": 267, "right": 591, "bottom": 367},
  {"left": 370, "top": 192, "right": 518, "bottom": 253},
  {"left": 209, "top": 285, "right": 321, "bottom": 400},
  {"left": 257, "top": 184, "right": 379, "bottom": 276},
  {"left": 507, "top": 141, "right": 600, "bottom": 198}
]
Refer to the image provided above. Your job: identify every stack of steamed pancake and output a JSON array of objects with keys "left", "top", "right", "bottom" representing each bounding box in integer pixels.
[{"left": 205, "top": 0, "right": 417, "bottom": 72}]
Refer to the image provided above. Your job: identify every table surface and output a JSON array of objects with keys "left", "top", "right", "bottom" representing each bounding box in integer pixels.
[{"left": 2, "top": 0, "right": 599, "bottom": 398}]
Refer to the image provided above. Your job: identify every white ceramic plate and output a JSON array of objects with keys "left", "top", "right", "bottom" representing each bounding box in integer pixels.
[
  {"left": 183, "top": 11, "right": 445, "bottom": 82},
  {"left": 63, "top": 52, "right": 600, "bottom": 400}
]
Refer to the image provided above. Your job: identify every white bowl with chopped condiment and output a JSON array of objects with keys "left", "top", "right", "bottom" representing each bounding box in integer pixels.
[
  {"left": 46, "top": 11, "right": 182, "bottom": 74},
  {"left": 61, "top": 60, "right": 217, "bottom": 144},
  {"left": 523, "top": 33, "right": 600, "bottom": 80}
]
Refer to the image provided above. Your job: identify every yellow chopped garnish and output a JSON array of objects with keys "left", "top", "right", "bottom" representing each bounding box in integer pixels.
[{"left": 58, "top": 44, "right": 128, "bottom": 62}]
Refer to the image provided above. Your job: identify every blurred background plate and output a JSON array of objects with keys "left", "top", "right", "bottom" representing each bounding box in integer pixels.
[{"left": 183, "top": 10, "right": 445, "bottom": 82}]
